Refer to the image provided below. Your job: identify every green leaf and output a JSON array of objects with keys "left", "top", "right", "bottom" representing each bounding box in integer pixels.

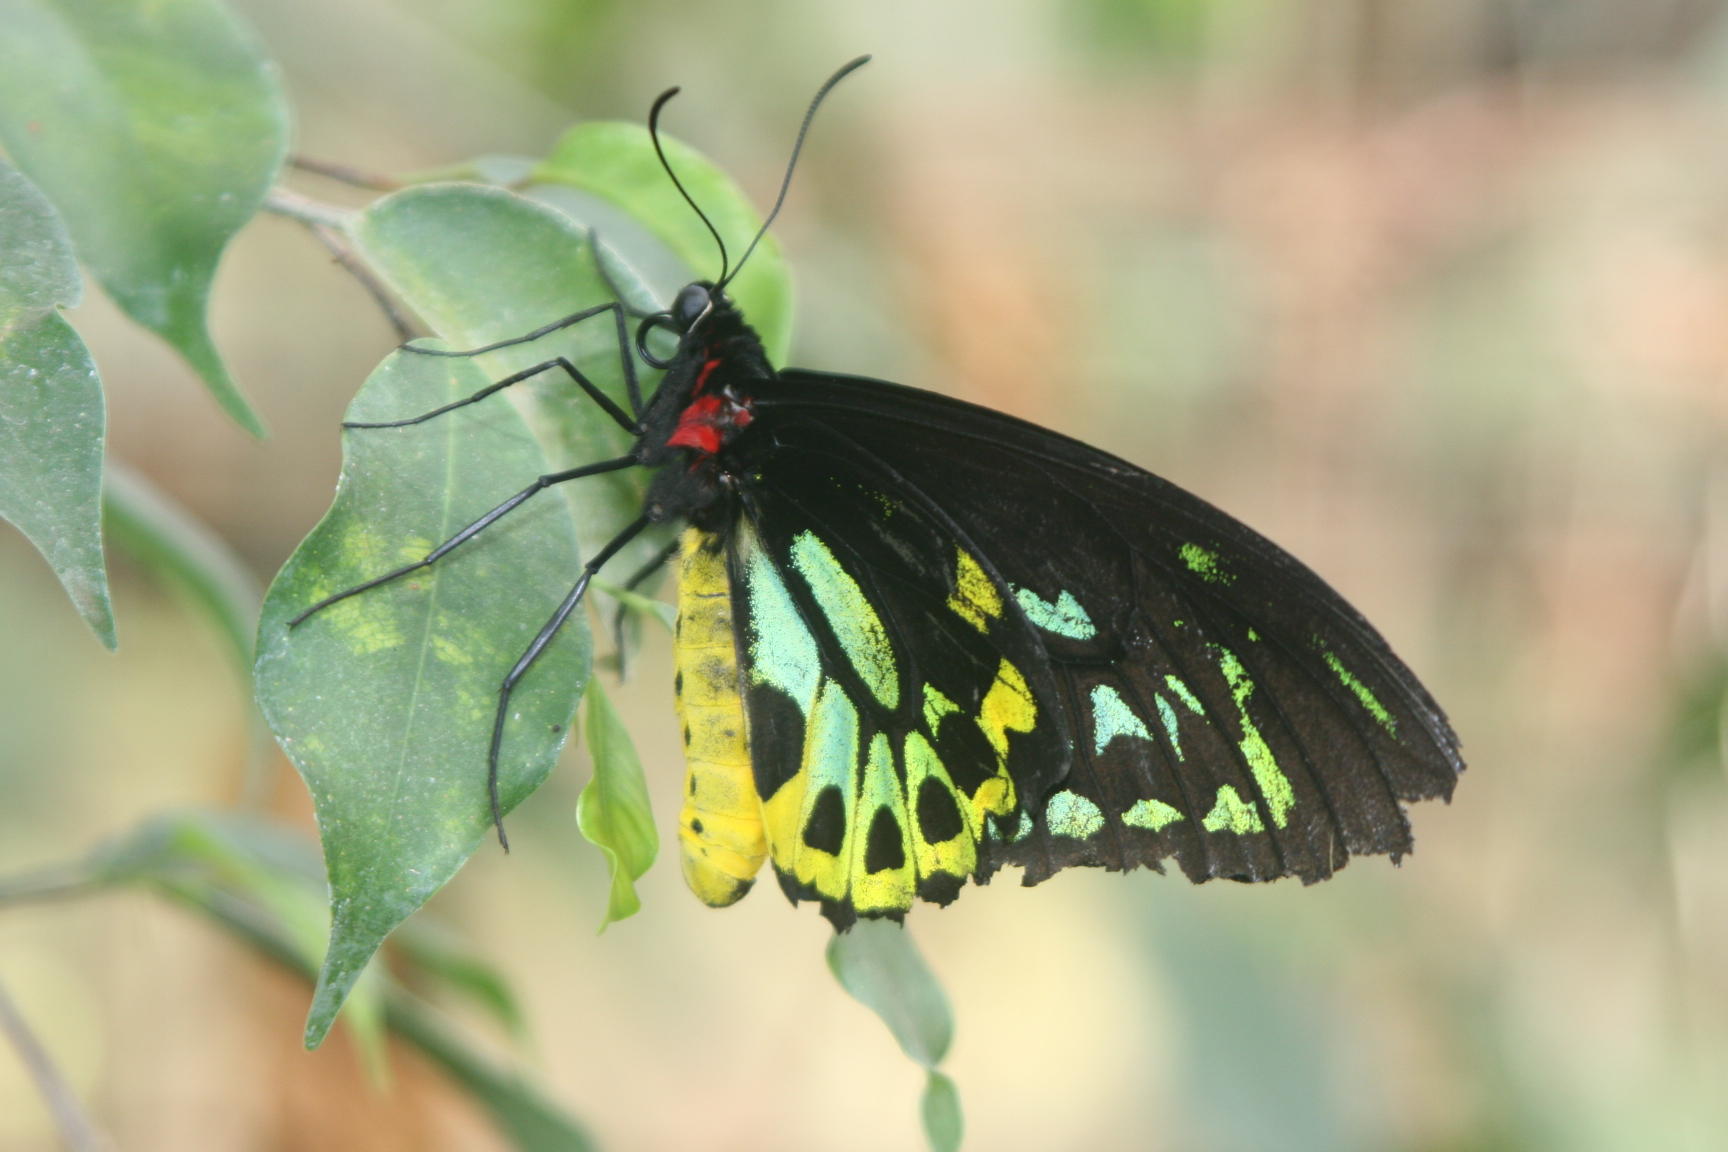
[
  {"left": 921, "top": 1071, "right": 964, "bottom": 1152},
  {"left": 401, "top": 155, "right": 540, "bottom": 188},
  {"left": 590, "top": 577, "right": 676, "bottom": 633},
  {"left": 532, "top": 122, "right": 795, "bottom": 365},
  {"left": 826, "top": 919, "right": 954, "bottom": 1069},
  {"left": 576, "top": 677, "right": 658, "bottom": 931},
  {"left": 103, "top": 460, "right": 274, "bottom": 804},
  {"left": 0, "top": 0, "right": 290, "bottom": 436},
  {"left": 157, "top": 813, "right": 393, "bottom": 1086},
  {"left": 79, "top": 811, "right": 392, "bottom": 1082},
  {"left": 0, "top": 813, "right": 591, "bottom": 1151},
  {"left": 102, "top": 459, "right": 260, "bottom": 675},
  {"left": 392, "top": 917, "right": 529, "bottom": 1046},
  {"left": 348, "top": 182, "right": 669, "bottom": 572},
  {"left": 0, "top": 157, "right": 113, "bottom": 648},
  {"left": 254, "top": 346, "right": 587, "bottom": 1049},
  {"left": 386, "top": 991, "right": 597, "bottom": 1152}
]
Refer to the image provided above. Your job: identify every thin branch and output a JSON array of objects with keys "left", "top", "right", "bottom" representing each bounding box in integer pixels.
[
  {"left": 0, "top": 975, "right": 118, "bottom": 1152},
  {"left": 290, "top": 154, "right": 401, "bottom": 192},
  {"left": 0, "top": 861, "right": 106, "bottom": 906},
  {"left": 262, "top": 189, "right": 419, "bottom": 343},
  {"left": 260, "top": 186, "right": 351, "bottom": 231},
  {"left": 306, "top": 222, "right": 419, "bottom": 343}
]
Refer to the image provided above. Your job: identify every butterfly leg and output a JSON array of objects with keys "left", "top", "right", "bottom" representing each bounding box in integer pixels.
[
  {"left": 288, "top": 454, "right": 639, "bottom": 627},
  {"left": 345, "top": 356, "right": 638, "bottom": 433},
  {"left": 487, "top": 512, "right": 653, "bottom": 848},
  {"left": 381, "top": 296, "right": 644, "bottom": 419}
]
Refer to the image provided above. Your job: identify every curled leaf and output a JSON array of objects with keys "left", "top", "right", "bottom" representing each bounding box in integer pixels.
[{"left": 576, "top": 677, "right": 658, "bottom": 931}]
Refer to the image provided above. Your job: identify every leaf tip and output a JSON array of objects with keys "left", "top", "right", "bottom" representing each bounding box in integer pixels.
[
  {"left": 304, "top": 955, "right": 361, "bottom": 1050},
  {"left": 54, "top": 556, "right": 116, "bottom": 650},
  {"left": 921, "top": 1071, "right": 964, "bottom": 1152},
  {"left": 85, "top": 598, "right": 118, "bottom": 651},
  {"left": 173, "top": 322, "right": 268, "bottom": 438}
]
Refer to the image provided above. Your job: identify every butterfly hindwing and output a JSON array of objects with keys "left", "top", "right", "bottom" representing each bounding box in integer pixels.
[{"left": 723, "top": 445, "right": 1073, "bottom": 926}]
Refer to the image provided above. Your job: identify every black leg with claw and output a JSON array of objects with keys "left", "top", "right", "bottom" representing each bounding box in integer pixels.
[
  {"left": 398, "top": 300, "right": 645, "bottom": 418},
  {"left": 288, "top": 455, "right": 639, "bottom": 628},
  {"left": 487, "top": 513, "right": 653, "bottom": 848},
  {"left": 345, "top": 357, "right": 639, "bottom": 433}
]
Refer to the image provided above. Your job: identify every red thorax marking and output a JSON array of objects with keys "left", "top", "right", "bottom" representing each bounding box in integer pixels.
[
  {"left": 668, "top": 390, "right": 752, "bottom": 456},
  {"left": 694, "top": 357, "right": 721, "bottom": 393}
]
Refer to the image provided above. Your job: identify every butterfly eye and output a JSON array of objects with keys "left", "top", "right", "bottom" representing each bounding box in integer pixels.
[{"left": 673, "top": 283, "right": 713, "bottom": 329}]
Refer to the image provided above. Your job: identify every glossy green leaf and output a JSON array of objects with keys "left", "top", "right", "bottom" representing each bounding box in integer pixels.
[
  {"left": 0, "top": 157, "right": 113, "bottom": 648},
  {"left": 826, "top": 919, "right": 954, "bottom": 1069},
  {"left": 533, "top": 122, "right": 794, "bottom": 365},
  {"left": 348, "top": 182, "right": 670, "bottom": 573},
  {"left": 0, "top": 0, "right": 290, "bottom": 436},
  {"left": 102, "top": 459, "right": 260, "bottom": 675},
  {"left": 255, "top": 346, "right": 587, "bottom": 1049},
  {"left": 921, "top": 1071, "right": 964, "bottom": 1152},
  {"left": 575, "top": 677, "right": 658, "bottom": 931}
]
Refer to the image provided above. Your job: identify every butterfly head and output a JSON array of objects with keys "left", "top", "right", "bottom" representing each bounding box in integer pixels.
[
  {"left": 634, "top": 281, "right": 736, "bottom": 370},
  {"left": 672, "top": 282, "right": 717, "bottom": 331}
]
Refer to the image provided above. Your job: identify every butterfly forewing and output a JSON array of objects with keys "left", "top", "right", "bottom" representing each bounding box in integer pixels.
[{"left": 719, "top": 369, "right": 1461, "bottom": 914}]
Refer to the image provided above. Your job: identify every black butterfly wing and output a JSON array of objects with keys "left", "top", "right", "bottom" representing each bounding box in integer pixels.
[
  {"left": 722, "top": 418, "right": 1074, "bottom": 927},
  {"left": 728, "top": 368, "right": 1462, "bottom": 917}
]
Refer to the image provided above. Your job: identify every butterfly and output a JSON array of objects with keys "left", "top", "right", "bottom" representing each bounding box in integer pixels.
[{"left": 292, "top": 57, "right": 1464, "bottom": 930}]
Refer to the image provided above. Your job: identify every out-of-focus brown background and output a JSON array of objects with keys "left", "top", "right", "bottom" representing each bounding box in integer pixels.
[{"left": 6, "top": 0, "right": 1728, "bottom": 1148}]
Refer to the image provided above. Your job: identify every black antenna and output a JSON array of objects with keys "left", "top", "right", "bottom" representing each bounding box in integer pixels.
[
  {"left": 718, "top": 55, "right": 871, "bottom": 292},
  {"left": 649, "top": 87, "right": 729, "bottom": 283}
]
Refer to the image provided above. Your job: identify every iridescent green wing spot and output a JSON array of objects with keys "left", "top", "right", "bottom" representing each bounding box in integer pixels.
[{"left": 729, "top": 514, "right": 1060, "bottom": 928}]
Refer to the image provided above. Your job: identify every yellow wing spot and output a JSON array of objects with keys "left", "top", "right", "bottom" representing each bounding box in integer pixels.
[
  {"left": 947, "top": 550, "right": 1003, "bottom": 633},
  {"left": 964, "top": 659, "right": 1037, "bottom": 832},
  {"left": 922, "top": 683, "right": 959, "bottom": 731},
  {"left": 978, "top": 660, "right": 1036, "bottom": 761}
]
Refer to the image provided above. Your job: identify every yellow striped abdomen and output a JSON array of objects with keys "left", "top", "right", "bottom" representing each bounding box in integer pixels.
[{"left": 674, "top": 527, "right": 766, "bottom": 906}]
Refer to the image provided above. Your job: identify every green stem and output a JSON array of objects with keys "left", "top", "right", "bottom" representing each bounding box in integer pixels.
[{"left": 0, "top": 860, "right": 108, "bottom": 906}]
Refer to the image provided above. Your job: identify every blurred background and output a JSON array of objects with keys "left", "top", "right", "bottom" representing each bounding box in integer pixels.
[{"left": 5, "top": 0, "right": 1728, "bottom": 1147}]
